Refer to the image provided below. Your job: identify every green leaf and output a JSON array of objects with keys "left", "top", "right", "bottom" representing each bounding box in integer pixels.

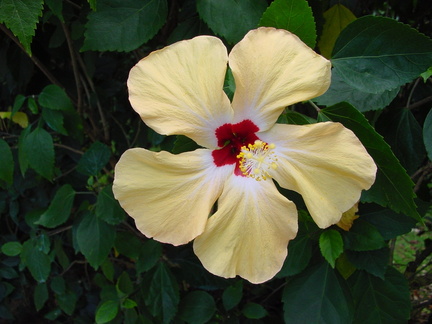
[
  {"left": 101, "top": 259, "right": 114, "bottom": 282},
  {"left": 242, "top": 302, "right": 267, "bottom": 319},
  {"left": 96, "top": 184, "right": 125, "bottom": 225},
  {"left": 423, "top": 108, "right": 432, "bottom": 161},
  {"left": 172, "top": 135, "right": 200, "bottom": 154},
  {"left": 136, "top": 239, "right": 162, "bottom": 273},
  {"left": 1, "top": 241, "right": 22, "bottom": 256},
  {"left": 0, "top": 139, "right": 13, "bottom": 185},
  {"left": 332, "top": 16, "right": 432, "bottom": 94},
  {"left": 346, "top": 248, "right": 389, "bottom": 280},
  {"left": 76, "top": 212, "right": 116, "bottom": 269},
  {"left": 319, "top": 229, "right": 344, "bottom": 268},
  {"left": 96, "top": 300, "right": 119, "bottom": 324},
  {"left": 57, "top": 290, "right": 78, "bottom": 315},
  {"left": 144, "top": 262, "right": 179, "bottom": 323},
  {"left": 376, "top": 107, "right": 426, "bottom": 174},
  {"left": 283, "top": 262, "right": 353, "bottom": 323},
  {"left": 38, "top": 84, "right": 74, "bottom": 111},
  {"left": 22, "top": 127, "right": 55, "bottom": 180},
  {"left": 42, "top": 108, "right": 68, "bottom": 135},
  {"left": 197, "top": 0, "right": 268, "bottom": 44},
  {"left": 122, "top": 298, "right": 138, "bottom": 309},
  {"left": 50, "top": 276, "right": 65, "bottom": 295},
  {"left": 349, "top": 267, "right": 410, "bottom": 324},
  {"left": 0, "top": 0, "right": 44, "bottom": 55},
  {"left": 343, "top": 219, "right": 386, "bottom": 252},
  {"left": 82, "top": 0, "right": 168, "bottom": 52},
  {"left": 36, "top": 184, "right": 75, "bottom": 228},
  {"left": 45, "top": 0, "right": 64, "bottom": 22},
  {"left": 34, "top": 283, "right": 48, "bottom": 311},
  {"left": 222, "top": 281, "right": 243, "bottom": 311},
  {"left": 114, "top": 231, "right": 142, "bottom": 260},
  {"left": 21, "top": 240, "right": 51, "bottom": 283},
  {"left": 18, "top": 126, "right": 31, "bottom": 175},
  {"left": 178, "top": 291, "right": 216, "bottom": 324},
  {"left": 318, "top": 103, "right": 420, "bottom": 221},
  {"left": 318, "top": 4, "right": 356, "bottom": 58},
  {"left": 116, "top": 271, "right": 133, "bottom": 297},
  {"left": 421, "top": 66, "right": 432, "bottom": 82},
  {"left": 259, "top": 0, "right": 316, "bottom": 48},
  {"left": 77, "top": 141, "right": 111, "bottom": 176},
  {"left": 277, "top": 110, "right": 316, "bottom": 125}
]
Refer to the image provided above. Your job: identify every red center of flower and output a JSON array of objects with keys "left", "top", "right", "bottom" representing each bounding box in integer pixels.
[{"left": 212, "top": 120, "right": 259, "bottom": 174}]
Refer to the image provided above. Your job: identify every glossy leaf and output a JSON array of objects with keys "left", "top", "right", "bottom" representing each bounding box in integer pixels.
[
  {"left": 319, "top": 229, "right": 344, "bottom": 268},
  {"left": 318, "top": 103, "right": 420, "bottom": 221},
  {"left": 332, "top": 16, "right": 432, "bottom": 93},
  {"left": 178, "top": 291, "right": 216, "bottom": 324},
  {"left": 259, "top": 0, "right": 316, "bottom": 48},
  {"left": 0, "top": 139, "right": 13, "bottom": 185},
  {"left": 77, "top": 141, "right": 111, "bottom": 176},
  {"left": 96, "top": 184, "right": 125, "bottom": 225},
  {"left": 36, "top": 184, "right": 75, "bottom": 228},
  {"left": 82, "top": 0, "right": 168, "bottom": 52},
  {"left": 197, "top": 0, "right": 267, "bottom": 44},
  {"left": 96, "top": 300, "right": 119, "bottom": 324},
  {"left": 38, "top": 85, "right": 74, "bottom": 111}
]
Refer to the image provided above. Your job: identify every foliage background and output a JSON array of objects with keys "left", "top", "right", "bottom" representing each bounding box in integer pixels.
[{"left": 0, "top": 0, "right": 431, "bottom": 323}]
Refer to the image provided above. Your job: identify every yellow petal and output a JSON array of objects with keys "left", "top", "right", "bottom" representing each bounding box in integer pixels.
[
  {"left": 113, "top": 148, "right": 233, "bottom": 246},
  {"left": 260, "top": 122, "right": 376, "bottom": 228},
  {"left": 193, "top": 175, "right": 298, "bottom": 284},
  {"left": 229, "top": 27, "right": 331, "bottom": 131},
  {"left": 336, "top": 202, "right": 359, "bottom": 231},
  {"left": 128, "top": 36, "right": 233, "bottom": 148}
]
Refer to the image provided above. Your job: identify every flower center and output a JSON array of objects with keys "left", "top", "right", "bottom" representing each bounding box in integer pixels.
[{"left": 237, "top": 140, "right": 278, "bottom": 181}]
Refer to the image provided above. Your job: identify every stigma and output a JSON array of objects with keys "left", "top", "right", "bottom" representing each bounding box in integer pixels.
[{"left": 237, "top": 140, "right": 278, "bottom": 181}]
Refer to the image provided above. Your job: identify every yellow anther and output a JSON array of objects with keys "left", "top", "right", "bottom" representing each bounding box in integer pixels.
[{"left": 237, "top": 140, "right": 278, "bottom": 181}]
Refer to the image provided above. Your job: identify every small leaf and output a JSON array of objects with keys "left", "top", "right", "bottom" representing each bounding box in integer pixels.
[
  {"left": 82, "top": 0, "right": 168, "bottom": 52},
  {"left": 34, "top": 283, "right": 48, "bottom": 311},
  {"left": 242, "top": 302, "right": 267, "bottom": 319},
  {"left": 0, "top": 0, "right": 44, "bottom": 55},
  {"left": 76, "top": 212, "right": 116, "bottom": 269},
  {"left": 50, "top": 276, "right": 66, "bottom": 295},
  {"left": 96, "top": 184, "right": 125, "bottom": 225},
  {"left": 77, "top": 141, "right": 111, "bottom": 176},
  {"left": 424, "top": 108, "right": 432, "bottom": 161},
  {"left": 38, "top": 85, "right": 74, "bottom": 111},
  {"left": 319, "top": 229, "right": 344, "bottom": 268},
  {"left": 1, "top": 241, "right": 22, "bottom": 256},
  {"left": 122, "top": 298, "right": 137, "bottom": 309},
  {"left": 0, "top": 139, "right": 14, "bottom": 185},
  {"left": 0, "top": 111, "right": 29, "bottom": 128},
  {"left": 259, "top": 0, "right": 316, "bottom": 48},
  {"left": 22, "top": 127, "right": 55, "bottom": 180},
  {"left": 318, "top": 4, "right": 356, "bottom": 58},
  {"left": 116, "top": 271, "right": 133, "bottom": 297},
  {"left": 36, "top": 184, "right": 75, "bottom": 228},
  {"left": 21, "top": 240, "right": 51, "bottom": 283},
  {"left": 96, "top": 300, "right": 119, "bottom": 324},
  {"left": 42, "top": 108, "right": 68, "bottom": 135},
  {"left": 57, "top": 290, "right": 78, "bottom": 315},
  {"left": 178, "top": 291, "right": 216, "bottom": 324},
  {"left": 197, "top": 0, "right": 267, "bottom": 44},
  {"left": 343, "top": 219, "right": 386, "bottom": 252},
  {"left": 222, "top": 281, "right": 243, "bottom": 311}
]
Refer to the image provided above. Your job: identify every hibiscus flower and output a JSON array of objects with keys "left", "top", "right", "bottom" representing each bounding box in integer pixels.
[{"left": 113, "top": 27, "right": 376, "bottom": 284}]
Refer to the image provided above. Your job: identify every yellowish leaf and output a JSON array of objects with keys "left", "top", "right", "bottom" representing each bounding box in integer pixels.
[{"left": 0, "top": 111, "right": 29, "bottom": 128}]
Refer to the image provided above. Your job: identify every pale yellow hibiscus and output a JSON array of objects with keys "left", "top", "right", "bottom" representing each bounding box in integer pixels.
[{"left": 113, "top": 27, "right": 377, "bottom": 284}]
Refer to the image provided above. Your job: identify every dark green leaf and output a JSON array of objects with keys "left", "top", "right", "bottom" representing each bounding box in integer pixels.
[
  {"left": 42, "top": 108, "right": 68, "bottom": 135},
  {"left": 96, "top": 184, "right": 125, "bottom": 225},
  {"left": 21, "top": 240, "right": 51, "bottom": 283},
  {"left": 283, "top": 262, "right": 353, "bottom": 323},
  {"left": 197, "top": 0, "right": 267, "bottom": 44},
  {"left": 22, "top": 127, "right": 55, "bottom": 180},
  {"left": 332, "top": 16, "right": 432, "bottom": 93},
  {"left": 114, "top": 231, "right": 142, "bottom": 260},
  {"left": 1, "top": 241, "right": 22, "bottom": 257},
  {"left": 82, "top": 0, "right": 168, "bottom": 52},
  {"left": 178, "top": 291, "right": 216, "bottom": 324},
  {"left": 0, "top": 0, "right": 44, "bottom": 55},
  {"left": 423, "top": 108, "right": 432, "bottom": 161},
  {"left": 101, "top": 259, "right": 114, "bottom": 282},
  {"left": 50, "top": 276, "right": 65, "bottom": 295},
  {"left": 54, "top": 237, "right": 70, "bottom": 270},
  {"left": 77, "top": 141, "right": 111, "bottom": 176},
  {"left": 38, "top": 85, "right": 74, "bottom": 111},
  {"left": 319, "top": 229, "right": 344, "bottom": 268},
  {"left": 259, "top": 0, "right": 316, "bottom": 48},
  {"left": 144, "top": 262, "right": 179, "bottom": 323},
  {"left": 76, "top": 212, "right": 116, "bottom": 269},
  {"left": 277, "top": 110, "right": 316, "bottom": 125},
  {"left": 18, "top": 126, "right": 31, "bottom": 175},
  {"left": 346, "top": 248, "right": 389, "bottom": 280},
  {"left": 57, "top": 290, "right": 78, "bottom": 315},
  {"left": 12, "top": 94, "right": 26, "bottom": 115},
  {"left": 242, "top": 302, "right": 267, "bottom": 319},
  {"left": 222, "top": 281, "right": 243, "bottom": 311},
  {"left": 36, "top": 184, "right": 75, "bottom": 228},
  {"left": 122, "top": 298, "right": 137, "bottom": 309},
  {"left": 0, "top": 266, "right": 18, "bottom": 279},
  {"left": 172, "top": 135, "right": 200, "bottom": 154},
  {"left": 34, "top": 283, "right": 48, "bottom": 311},
  {"left": 116, "top": 271, "right": 133, "bottom": 297},
  {"left": 96, "top": 300, "right": 119, "bottom": 324},
  {"left": 136, "top": 239, "right": 162, "bottom": 273},
  {"left": 319, "top": 103, "right": 420, "bottom": 221},
  {"left": 343, "top": 219, "right": 386, "bottom": 251},
  {"left": 349, "top": 267, "right": 410, "bottom": 324},
  {"left": 45, "top": 0, "right": 63, "bottom": 22}
]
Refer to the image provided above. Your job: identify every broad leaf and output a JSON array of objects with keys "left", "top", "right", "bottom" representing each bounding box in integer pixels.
[
  {"left": 259, "top": 0, "right": 317, "bottom": 48},
  {"left": 42, "top": 108, "right": 68, "bottom": 135},
  {"left": 242, "top": 302, "right": 267, "bottom": 319},
  {"left": 197, "top": 0, "right": 267, "bottom": 44},
  {"left": 318, "top": 103, "right": 420, "bottom": 221},
  {"left": 82, "top": 0, "right": 168, "bottom": 52},
  {"left": 1, "top": 241, "right": 22, "bottom": 256},
  {"left": 172, "top": 135, "right": 200, "bottom": 154},
  {"left": 332, "top": 16, "right": 432, "bottom": 93},
  {"left": 423, "top": 108, "right": 432, "bottom": 161},
  {"left": 136, "top": 239, "right": 162, "bottom": 273},
  {"left": 318, "top": 4, "right": 356, "bottom": 58},
  {"left": 95, "top": 184, "right": 125, "bottom": 225},
  {"left": 277, "top": 110, "right": 316, "bottom": 125},
  {"left": 34, "top": 283, "right": 48, "bottom": 311},
  {"left": 22, "top": 127, "right": 55, "bottom": 180},
  {"left": 343, "top": 219, "right": 386, "bottom": 252},
  {"left": 0, "top": 139, "right": 13, "bottom": 185},
  {"left": 346, "top": 248, "right": 389, "bottom": 279},
  {"left": 178, "top": 291, "right": 216, "bottom": 324},
  {"left": 319, "top": 229, "right": 344, "bottom": 268},
  {"left": 349, "top": 267, "right": 410, "bottom": 324},
  {"left": 0, "top": 0, "right": 44, "bottom": 55},
  {"left": 36, "top": 184, "right": 75, "bottom": 228},
  {"left": 21, "top": 240, "right": 51, "bottom": 283},
  {"left": 96, "top": 300, "right": 119, "bottom": 324},
  {"left": 39, "top": 85, "right": 74, "bottom": 111},
  {"left": 283, "top": 262, "right": 353, "bottom": 323},
  {"left": 222, "top": 281, "right": 243, "bottom": 311},
  {"left": 77, "top": 141, "right": 111, "bottom": 176},
  {"left": 76, "top": 212, "right": 116, "bottom": 269}
]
